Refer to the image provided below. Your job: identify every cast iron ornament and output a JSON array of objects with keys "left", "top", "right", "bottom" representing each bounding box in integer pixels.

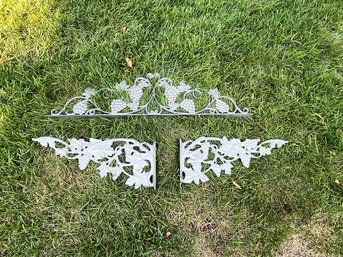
[
  {"left": 47, "top": 73, "right": 251, "bottom": 118},
  {"left": 33, "top": 137, "right": 156, "bottom": 189},
  {"left": 180, "top": 137, "right": 288, "bottom": 185}
]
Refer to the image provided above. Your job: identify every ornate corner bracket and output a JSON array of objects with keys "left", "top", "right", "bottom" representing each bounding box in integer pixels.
[
  {"left": 33, "top": 137, "right": 156, "bottom": 189},
  {"left": 180, "top": 137, "right": 288, "bottom": 185},
  {"left": 46, "top": 73, "right": 251, "bottom": 118}
]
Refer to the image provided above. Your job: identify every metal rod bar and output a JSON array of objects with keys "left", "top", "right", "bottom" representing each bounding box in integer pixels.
[{"left": 45, "top": 113, "right": 253, "bottom": 119}]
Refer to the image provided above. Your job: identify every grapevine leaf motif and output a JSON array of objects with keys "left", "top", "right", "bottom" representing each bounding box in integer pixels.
[
  {"left": 125, "top": 166, "right": 152, "bottom": 189},
  {"left": 115, "top": 81, "right": 130, "bottom": 90},
  {"left": 180, "top": 138, "right": 288, "bottom": 185},
  {"left": 182, "top": 167, "right": 209, "bottom": 185},
  {"left": 33, "top": 137, "right": 68, "bottom": 157},
  {"left": 48, "top": 73, "right": 250, "bottom": 117},
  {"left": 83, "top": 88, "right": 97, "bottom": 98},
  {"left": 97, "top": 163, "right": 123, "bottom": 180},
  {"left": 33, "top": 137, "right": 156, "bottom": 189}
]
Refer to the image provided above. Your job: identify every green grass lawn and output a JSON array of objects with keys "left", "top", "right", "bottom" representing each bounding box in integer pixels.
[{"left": 1, "top": 0, "right": 342, "bottom": 256}]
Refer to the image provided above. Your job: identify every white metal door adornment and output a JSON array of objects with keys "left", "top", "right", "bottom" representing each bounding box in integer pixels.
[
  {"left": 180, "top": 137, "right": 288, "bottom": 185},
  {"left": 47, "top": 73, "right": 250, "bottom": 118},
  {"left": 33, "top": 137, "right": 156, "bottom": 189}
]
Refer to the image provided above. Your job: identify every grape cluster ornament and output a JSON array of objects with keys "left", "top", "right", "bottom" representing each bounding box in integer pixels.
[{"left": 47, "top": 73, "right": 251, "bottom": 118}]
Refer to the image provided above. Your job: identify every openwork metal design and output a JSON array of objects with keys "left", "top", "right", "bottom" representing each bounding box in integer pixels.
[
  {"left": 33, "top": 137, "right": 156, "bottom": 189},
  {"left": 47, "top": 73, "right": 250, "bottom": 118},
  {"left": 180, "top": 137, "right": 288, "bottom": 185}
]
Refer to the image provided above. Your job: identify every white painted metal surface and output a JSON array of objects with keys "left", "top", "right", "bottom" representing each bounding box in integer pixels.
[
  {"left": 180, "top": 137, "right": 288, "bottom": 185},
  {"left": 33, "top": 137, "right": 156, "bottom": 189},
  {"left": 47, "top": 73, "right": 250, "bottom": 118}
]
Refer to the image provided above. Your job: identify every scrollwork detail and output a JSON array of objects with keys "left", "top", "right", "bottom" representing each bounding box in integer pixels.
[
  {"left": 180, "top": 137, "right": 288, "bottom": 185},
  {"left": 48, "top": 73, "right": 250, "bottom": 118},
  {"left": 33, "top": 137, "right": 156, "bottom": 189}
]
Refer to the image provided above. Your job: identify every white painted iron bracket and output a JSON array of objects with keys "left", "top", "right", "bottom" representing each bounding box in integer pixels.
[
  {"left": 180, "top": 137, "right": 288, "bottom": 185},
  {"left": 46, "top": 73, "right": 251, "bottom": 118},
  {"left": 33, "top": 137, "right": 157, "bottom": 189}
]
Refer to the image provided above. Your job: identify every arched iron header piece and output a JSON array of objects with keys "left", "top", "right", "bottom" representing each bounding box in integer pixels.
[{"left": 46, "top": 73, "right": 251, "bottom": 118}]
